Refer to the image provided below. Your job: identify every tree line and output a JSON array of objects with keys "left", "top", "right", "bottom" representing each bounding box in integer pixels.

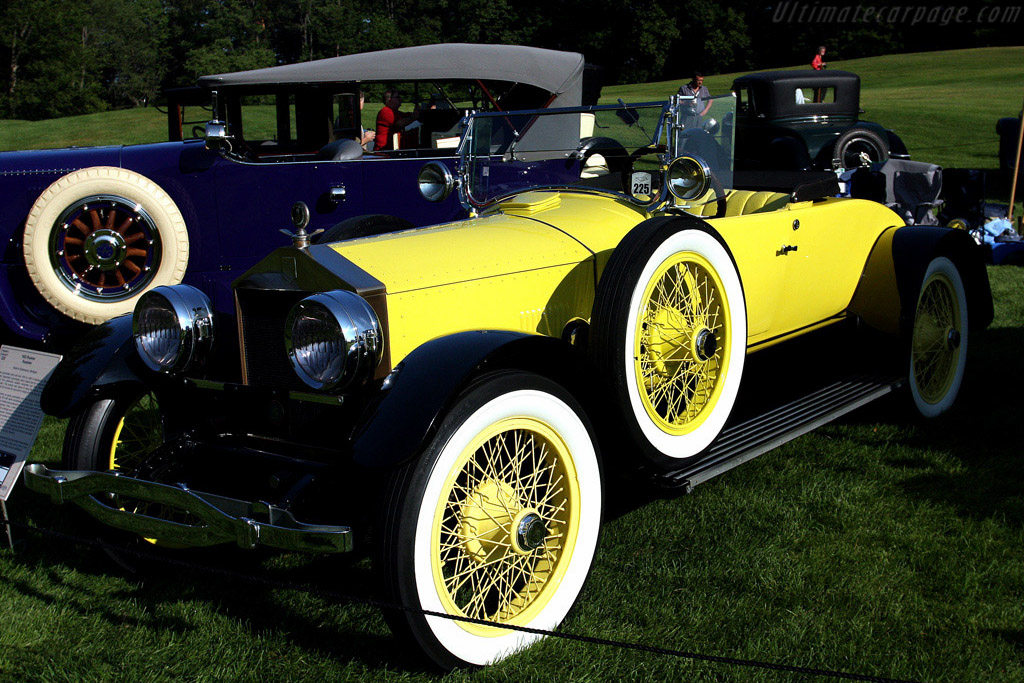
[{"left": 1, "top": 0, "right": 1017, "bottom": 120}]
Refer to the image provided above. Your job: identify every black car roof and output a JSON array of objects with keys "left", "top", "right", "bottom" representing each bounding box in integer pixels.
[
  {"left": 732, "top": 69, "right": 859, "bottom": 86},
  {"left": 732, "top": 70, "right": 860, "bottom": 117}
]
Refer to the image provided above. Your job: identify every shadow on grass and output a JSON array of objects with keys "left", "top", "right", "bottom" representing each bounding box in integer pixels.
[
  {"left": 601, "top": 311, "right": 1024, "bottom": 531},
  {"left": 823, "top": 322, "right": 1024, "bottom": 529},
  {"left": 985, "top": 629, "right": 1024, "bottom": 653},
  {"left": 1, "top": 500, "right": 436, "bottom": 674}
]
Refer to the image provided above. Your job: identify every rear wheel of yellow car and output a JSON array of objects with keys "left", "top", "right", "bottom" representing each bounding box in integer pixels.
[
  {"left": 23, "top": 167, "right": 189, "bottom": 325},
  {"left": 590, "top": 217, "right": 746, "bottom": 466},
  {"left": 909, "top": 257, "right": 968, "bottom": 417},
  {"left": 378, "top": 372, "right": 602, "bottom": 669}
]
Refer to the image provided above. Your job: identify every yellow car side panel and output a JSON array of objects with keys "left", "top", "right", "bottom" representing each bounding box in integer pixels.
[
  {"left": 327, "top": 189, "right": 902, "bottom": 364},
  {"left": 710, "top": 198, "right": 903, "bottom": 346},
  {"left": 847, "top": 226, "right": 902, "bottom": 336}
]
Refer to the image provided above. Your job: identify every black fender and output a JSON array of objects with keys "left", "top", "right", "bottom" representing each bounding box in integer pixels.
[
  {"left": 893, "top": 227, "right": 993, "bottom": 332},
  {"left": 885, "top": 129, "right": 910, "bottom": 158},
  {"left": 40, "top": 314, "right": 147, "bottom": 418},
  {"left": 850, "top": 226, "right": 993, "bottom": 337},
  {"left": 348, "top": 330, "right": 596, "bottom": 469}
]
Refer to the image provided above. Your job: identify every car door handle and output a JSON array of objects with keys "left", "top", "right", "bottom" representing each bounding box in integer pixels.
[
  {"left": 778, "top": 244, "right": 798, "bottom": 255},
  {"left": 328, "top": 186, "right": 346, "bottom": 204}
]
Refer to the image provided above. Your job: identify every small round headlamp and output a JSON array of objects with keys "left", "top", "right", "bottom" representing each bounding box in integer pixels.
[
  {"left": 133, "top": 285, "right": 214, "bottom": 374},
  {"left": 285, "top": 290, "right": 382, "bottom": 391},
  {"left": 418, "top": 161, "right": 455, "bottom": 202},
  {"left": 667, "top": 155, "right": 711, "bottom": 202}
]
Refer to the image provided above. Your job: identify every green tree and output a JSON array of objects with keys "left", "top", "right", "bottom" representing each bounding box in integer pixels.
[
  {"left": 0, "top": 0, "right": 104, "bottom": 119},
  {"left": 532, "top": 0, "right": 678, "bottom": 85},
  {"left": 93, "top": 0, "right": 171, "bottom": 108},
  {"left": 180, "top": 0, "right": 276, "bottom": 80}
]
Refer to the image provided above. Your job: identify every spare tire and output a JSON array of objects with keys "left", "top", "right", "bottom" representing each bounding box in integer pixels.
[
  {"left": 832, "top": 128, "right": 889, "bottom": 170},
  {"left": 23, "top": 167, "right": 189, "bottom": 324}
]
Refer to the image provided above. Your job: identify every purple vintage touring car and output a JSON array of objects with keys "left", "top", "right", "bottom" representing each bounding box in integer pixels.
[{"left": 0, "top": 44, "right": 607, "bottom": 346}]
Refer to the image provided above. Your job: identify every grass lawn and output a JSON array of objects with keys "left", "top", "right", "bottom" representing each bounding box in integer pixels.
[
  {"left": 0, "top": 47, "right": 1023, "bottom": 681},
  {"left": 1, "top": 268, "right": 1022, "bottom": 681},
  {"left": 604, "top": 46, "right": 1024, "bottom": 172}
]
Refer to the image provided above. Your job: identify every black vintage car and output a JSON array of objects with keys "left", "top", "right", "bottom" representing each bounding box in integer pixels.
[{"left": 731, "top": 70, "right": 910, "bottom": 172}]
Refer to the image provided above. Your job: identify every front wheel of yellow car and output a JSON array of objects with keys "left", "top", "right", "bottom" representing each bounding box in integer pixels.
[
  {"left": 591, "top": 218, "right": 746, "bottom": 466},
  {"left": 62, "top": 391, "right": 188, "bottom": 557},
  {"left": 378, "top": 372, "right": 602, "bottom": 669},
  {"left": 63, "top": 391, "right": 162, "bottom": 473},
  {"left": 909, "top": 256, "right": 968, "bottom": 417}
]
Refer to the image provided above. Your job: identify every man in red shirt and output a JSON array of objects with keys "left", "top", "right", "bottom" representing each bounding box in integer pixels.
[{"left": 374, "top": 90, "right": 419, "bottom": 151}]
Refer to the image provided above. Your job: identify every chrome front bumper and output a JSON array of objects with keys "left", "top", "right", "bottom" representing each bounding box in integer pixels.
[{"left": 24, "top": 464, "right": 352, "bottom": 553}]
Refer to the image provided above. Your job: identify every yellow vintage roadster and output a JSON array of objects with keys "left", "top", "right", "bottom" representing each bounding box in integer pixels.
[{"left": 26, "top": 96, "right": 991, "bottom": 668}]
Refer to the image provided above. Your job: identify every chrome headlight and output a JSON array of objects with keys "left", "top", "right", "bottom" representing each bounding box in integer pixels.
[
  {"left": 418, "top": 161, "right": 455, "bottom": 202},
  {"left": 667, "top": 155, "right": 711, "bottom": 202},
  {"left": 133, "top": 285, "right": 214, "bottom": 374},
  {"left": 285, "top": 290, "right": 382, "bottom": 391}
]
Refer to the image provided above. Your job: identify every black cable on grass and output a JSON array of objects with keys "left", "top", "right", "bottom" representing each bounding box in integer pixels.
[{"left": 1, "top": 519, "right": 921, "bottom": 683}]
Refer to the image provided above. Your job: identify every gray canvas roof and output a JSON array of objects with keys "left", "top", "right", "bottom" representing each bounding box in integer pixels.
[{"left": 198, "top": 43, "right": 585, "bottom": 106}]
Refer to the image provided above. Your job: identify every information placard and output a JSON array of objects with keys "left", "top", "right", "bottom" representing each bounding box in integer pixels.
[{"left": 0, "top": 346, "right": 61, "bottom": 501}]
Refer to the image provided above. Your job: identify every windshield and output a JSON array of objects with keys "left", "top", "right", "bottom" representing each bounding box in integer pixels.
[{"left": 459, "top": 93, "right": 736, "bottom": 208}]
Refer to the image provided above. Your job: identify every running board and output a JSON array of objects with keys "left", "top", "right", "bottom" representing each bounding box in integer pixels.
[{"left": 652, "top": 375, "right": 904, "bottom": 491}]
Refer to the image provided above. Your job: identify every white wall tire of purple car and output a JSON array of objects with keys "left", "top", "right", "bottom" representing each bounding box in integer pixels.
[{"left": 23, "top": 166, "right": 189, "bottom": 324}]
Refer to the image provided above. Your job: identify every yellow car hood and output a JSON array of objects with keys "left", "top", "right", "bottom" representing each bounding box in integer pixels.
[{"left": 329, "top": 211, "right": 595, "bottom": 294}]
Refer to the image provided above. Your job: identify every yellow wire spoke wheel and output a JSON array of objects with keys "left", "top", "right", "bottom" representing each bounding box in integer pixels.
[
  {"left": 634, "top": 251, "right": 731, "bottom": 436},
  {"left": 385, "top": 373, "right": 601, "bottom": 668},
  {"left": 106, "top": 393, "right": 191, "bottom": 537},
  {"left": 912, "top": 274, "right": 959, "bottom": 402},
  {"left": 909, "top": 257, "right": 968, "bottom": 417},
  {"left": 592, "top": 221, "right": 746, "bottom": 462},
  {"left": 108, "top": 392, "right": 162, "bottom": 471},
  {"left": 62, "top": 391, "right": 188, "bottom": 547},
  {"left": 431, "top": 416, "right": 580, "bottom": 634}
]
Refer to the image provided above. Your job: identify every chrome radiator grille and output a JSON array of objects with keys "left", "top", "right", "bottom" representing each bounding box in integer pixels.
[{"left": 236, "top": 289, "right": 309, "bottom": 390}]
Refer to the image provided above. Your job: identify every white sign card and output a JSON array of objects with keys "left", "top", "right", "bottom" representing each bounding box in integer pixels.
[{"left": 0, "top": 346, "right": 62, "bottom": 501}]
